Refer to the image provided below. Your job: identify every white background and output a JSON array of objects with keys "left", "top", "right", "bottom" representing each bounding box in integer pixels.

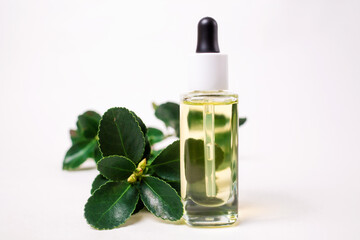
[{"left": 1, "top": 0, "right": 360, "bottom": 239}]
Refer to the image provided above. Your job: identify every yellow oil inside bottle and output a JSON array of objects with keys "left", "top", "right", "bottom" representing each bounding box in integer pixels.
[{"left": 180, "top": 91, "right": 238, "bottom": 226}]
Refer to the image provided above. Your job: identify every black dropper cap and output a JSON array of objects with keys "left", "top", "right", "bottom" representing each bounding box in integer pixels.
[{"left": 196, "top": 17, "right": 220, "bottom": 53}]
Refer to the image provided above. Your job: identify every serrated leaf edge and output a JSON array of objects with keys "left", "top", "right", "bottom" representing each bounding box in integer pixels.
[
  {"left": 129, "top": 111, "right": 147, "bottom": 135},
  {"left": 90, "top": 174, "right": 109, "bottom": 195},
  {"left": 149, "top": 140, "right": 179, "bottom": 167},
  {"left": 139, "top": 176, "right": 183, "bottom": 221},
  {"left": 129, "top": 110, "right": 147, "bottom": 162},
  {"left": 97, "top": 155, "right": 136, "bottom": 181},
  {"left": 84, "top": 182, "right": 140, "bottom": 230},
  {"left": 97, "top": 107, "right": 146, "bottom": 164}
]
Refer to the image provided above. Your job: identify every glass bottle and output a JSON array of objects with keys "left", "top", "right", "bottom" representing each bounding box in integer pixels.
[{"left": 180, "top": 17, "right": 239, "bottom": 226}]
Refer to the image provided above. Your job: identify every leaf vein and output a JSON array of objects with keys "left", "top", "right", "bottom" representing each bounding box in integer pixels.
[
  {"left": 151, "top": 159, "right": 179, "bottom": 167},
  {"left": 111, "top": 110, "right": 128, "bottom": 157},
  {"left": 105, "top": 167, "right": 133, "bottom": 172},
  {"left": 95, "top": 184, "right": 131, "bottom": 224}
]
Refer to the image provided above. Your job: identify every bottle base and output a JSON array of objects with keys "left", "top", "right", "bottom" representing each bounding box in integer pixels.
[{"left": 183, "top": 213, "right": 238, "bottom": 227}]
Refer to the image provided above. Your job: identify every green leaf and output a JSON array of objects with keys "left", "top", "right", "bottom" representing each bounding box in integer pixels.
[
  {"left": 150, "top": 140, "right": 180, "bottom": 182},
  {"left": 85, "top": 181, "right": 139, "bottom": 229},
  {"left": 147, "top": 149, "right": 162, "bottom": 165},
  {"left": 147, "top": 127, "right": 165, "bottom": 145},
  {"left": 65, "top": 111, "right": 101, "bottom": 170},
  {"left": 154, "top": 102, "right": 180, "bottom": 137},
  {"left": 98, "top": 108, "right": 145, "bottom": 163},
  {"left": 184, "top": 138, "right": 224, "bottom": 183},
  {"left": 91, "top": 174, "right": 109, "bottom": 194},
  {"left": 77, "top": 111, "right": 101, "bottom": 139},
  {"left": 93, "top": 145, "right": 102, "bottom": 163},
  {"left": 70, "top": 129, "right": 86, "bottom": 144},
  {"left": 139, "top": 176, "right": 183, "bottom": 221},
  {"left": 84, "top": 110, "right": 101, "bottom": 122},
  {"left": 143, "top": 138, "right": 151, "bottom": 160},
  {"left": 63, "top": 140, "right": 97, "bottom": 170},
  {"left": 97, "top": 156, "right": 136, "bottom": 181},
  {"left": 167, "top": 181, "right": 180, "bottom": 195},
  {"left": 239, "top": 118, "right": 247, "bottom": 126},
  {"left": 130, "top": 111, "right": 147, "bottom": 135}
]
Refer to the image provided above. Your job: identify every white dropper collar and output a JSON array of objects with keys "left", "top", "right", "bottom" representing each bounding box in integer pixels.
[
  {"left": 188, "top": 53, "right": 228, "bottom": 91},
  {"left": 187, "top": 17, "right": 228, "bottom": 91}
]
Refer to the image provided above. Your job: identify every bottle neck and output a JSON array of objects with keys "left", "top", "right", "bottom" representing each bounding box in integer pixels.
[{"left": 187, "top": 53, "right": 228, "bottom": 91}]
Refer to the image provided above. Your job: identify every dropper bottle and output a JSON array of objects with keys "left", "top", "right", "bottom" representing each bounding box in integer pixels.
[{"left": 180, "top": 17, "right": 239, "bottom": 226}]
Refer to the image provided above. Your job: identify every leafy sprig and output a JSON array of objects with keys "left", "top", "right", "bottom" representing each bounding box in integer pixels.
[
  {"left": 84, "top": 107, "right": 182, "bottom": 229},
  {"left": 63, "top": 111, "right": 101, "bottom": 170}
]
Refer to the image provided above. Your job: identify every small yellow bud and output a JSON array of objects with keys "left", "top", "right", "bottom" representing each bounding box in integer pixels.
[
  {"left": 138, "top": 158, "right": 147, "bottom": 170},
  {"left": 134, "top": 167, "right": 143, "bottom": 176},
  {"left": 127, "top": 174, "right": 137, "bottom": 183}
]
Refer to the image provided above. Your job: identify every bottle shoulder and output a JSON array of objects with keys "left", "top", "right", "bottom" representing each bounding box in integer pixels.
[{"left": 181, "top": 90, "right": 238, "bottom": 105}]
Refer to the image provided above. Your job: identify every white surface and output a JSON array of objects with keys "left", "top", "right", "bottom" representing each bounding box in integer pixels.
[
  {"left": 1, "top": 0, "right": 360, "bottom": 239},
  {"left": 188, "top": 53, "right": 228, "bottom": 91}
]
